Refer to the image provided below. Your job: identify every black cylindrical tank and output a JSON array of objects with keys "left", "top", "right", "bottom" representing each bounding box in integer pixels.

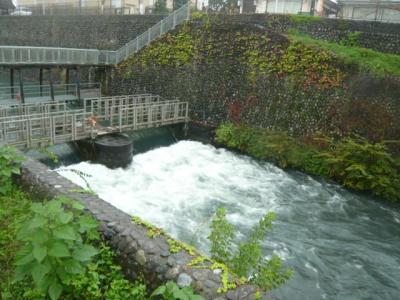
[{"left": 94, "top": 134, "right": 133, "bottom": 169}]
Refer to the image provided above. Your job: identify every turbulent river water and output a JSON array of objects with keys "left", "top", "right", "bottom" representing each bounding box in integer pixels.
[{"left": 56, "top": 141, "right": 400, "bottom": 300}]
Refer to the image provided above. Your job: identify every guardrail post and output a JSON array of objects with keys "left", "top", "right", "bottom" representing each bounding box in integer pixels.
[
  {"left": 148, "top": 30, "right": 151, "bottom": 45},
  {"left": 173, "top": 12, "right": 177, "bottom": 28},
  {"left": 186, "top": 3, "right": 190, "bottom": 20},
  {"left": 160, "top": 20, "right": 163, "bottom": 35}
]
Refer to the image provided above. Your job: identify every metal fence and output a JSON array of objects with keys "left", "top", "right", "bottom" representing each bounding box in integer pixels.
[
  {"left": 0, "top": 46, "right": 116, "bottom": 66},
  {"left": 0, "top": 82, "right": 101, "bottom": 105},
  {"left": 0, "top": 2, "right": 190, "bottom": 66}
]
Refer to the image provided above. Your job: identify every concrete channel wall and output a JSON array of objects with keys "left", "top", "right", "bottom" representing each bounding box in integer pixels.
[{"left": 18, "top": 153, "right": 274, "bottom": 300}]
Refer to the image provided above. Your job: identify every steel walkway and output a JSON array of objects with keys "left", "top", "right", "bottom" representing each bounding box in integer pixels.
[{"left": 0, "top": 3, "right": 190, "bottom": 66}]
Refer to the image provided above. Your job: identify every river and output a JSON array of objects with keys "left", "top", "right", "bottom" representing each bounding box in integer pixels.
[{"left": 56, "top": 140, "right": 400, "bottom": 300}]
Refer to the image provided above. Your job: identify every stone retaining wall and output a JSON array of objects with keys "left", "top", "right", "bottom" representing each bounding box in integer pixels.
[
  {"left": 0, "top": 15, "right": 165, "bottom": 50},
  {"left": 19, "top": 154, "right": 273, "bottom": 300}
]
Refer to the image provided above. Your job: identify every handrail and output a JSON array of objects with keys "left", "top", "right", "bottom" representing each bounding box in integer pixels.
[{"left": 0, "top": 2, "right": 191, "bottom": 66}]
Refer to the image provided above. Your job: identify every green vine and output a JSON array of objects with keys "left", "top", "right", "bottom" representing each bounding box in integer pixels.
[{"left": 131, "top": 216, "right": 245, "bottom": 293}]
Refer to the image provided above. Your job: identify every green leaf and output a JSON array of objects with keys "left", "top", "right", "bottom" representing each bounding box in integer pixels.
[
  {"left": 173, "top": 288, "right": 190, "bottom": 300},
  {"left": 32, "top": 263, "right": 51, "bottom": 285},
  {"left": 64, "top": 259, "right": 84, "bottom": 274},
  {"left": 151, "top": 285, "right": 166, "bottom": 297},
  {"left": 73, "top": 244, "right": 98, "bottom": 262},
  {"left": 78, "top": 215, "right": 99, "bottom": 232},
  {"left": 32, "top": 228, "right": 51, "bottom": 244},
  {"left": 53, "top": 225, "right": 77, "bottom": 241},
  {"left": 46, "top": 201, "right": 63, "bottom": 215},
  {"left": 15, "top": 253, "right": 34, "bottom": 266},
  {"left": 48, "top": 242, "right": 70, "bottom": 258},
  {"left": 58, "top": 212, "right": 73, "bottom": 224},
  {"left": 29, "top": 216, "right": 47, "bottom": 228},
  {"left": 48, "top": 282, "right": 63, "bottom": 300},
  {"left": 33, "top": 245, "right": 47, "bottom": 263}
]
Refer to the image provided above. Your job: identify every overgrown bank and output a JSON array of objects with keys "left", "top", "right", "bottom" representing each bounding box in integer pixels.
[{"left": 216, "top": 123, "right": 400, "bottom": 202}]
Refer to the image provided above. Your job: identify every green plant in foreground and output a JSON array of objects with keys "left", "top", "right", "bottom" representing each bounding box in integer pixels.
[
  {"left": 151, "top": 281, "right": 204, "bottom": 300},
  {"left": 209, "top": 208, "right": 293, "bottom": 291},
  {"left": 0, "top": 147, "right": 23, "bottom": 195},
  {"left": 14, "top": 197, "right": 99, "bottom": 300}
]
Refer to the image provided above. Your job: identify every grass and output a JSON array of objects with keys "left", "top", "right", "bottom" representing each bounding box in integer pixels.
[
  {"left": 288, "top": 30, "right": 400, "bottom": 77},
  {"left": 289, "top": 14, "right": 322, "bottom": 24},
  {"left": 0, "top": 186, "right": 33, "bottom": 297}
]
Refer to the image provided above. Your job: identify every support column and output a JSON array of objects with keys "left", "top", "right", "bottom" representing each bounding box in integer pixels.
[
  {"left": 10, "top": 68, "right": 14, "bottom": 99},
  {"left": 39, "top": 68, "right": 43, "bottom": 96},
  {"left": 18, "top": 69, "right": 25, "bottom": 104},
  {"left": 76, "top": 67, "right": 81, "bottom": 102},
  {"left": 49, "top": 68, "right": 55, "bottom": 102},
  {"left": 65, "top": 68, "right": 70, "bottom": 94}
]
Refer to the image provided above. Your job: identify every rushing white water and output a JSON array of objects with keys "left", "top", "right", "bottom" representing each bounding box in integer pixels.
[{"left": 57, "top": 141, "right": 400, "bottom": 300}]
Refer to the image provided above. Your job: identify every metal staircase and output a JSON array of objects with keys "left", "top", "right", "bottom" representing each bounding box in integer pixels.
[{"left": 0, "top": 3, "right": 190, "bottom": 66}]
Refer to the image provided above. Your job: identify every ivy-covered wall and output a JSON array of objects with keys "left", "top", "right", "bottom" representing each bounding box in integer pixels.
[{"left": 112, "top": 21, "right": 400, "bottom": 142}]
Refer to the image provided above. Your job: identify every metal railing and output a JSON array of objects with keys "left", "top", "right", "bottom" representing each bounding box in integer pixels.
[
  {"left": 0, "top": 82, "right": 101, "bottom": 105},
  {"left": 0, "top": 3, "right": 190, "bottom": 66},
  {"left": 115, "top": 3, "right": 191, "bottom": 63},
  {"left": 0, "top": 46, "right": 116, "bottom": 65},
  {"left": 0, "top": 97, "right": 189, "bottom": 149}
]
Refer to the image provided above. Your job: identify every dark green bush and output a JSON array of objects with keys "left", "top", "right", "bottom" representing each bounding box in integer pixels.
[{"left": 216, "top": 123, "right": 400, "bottom": 201}]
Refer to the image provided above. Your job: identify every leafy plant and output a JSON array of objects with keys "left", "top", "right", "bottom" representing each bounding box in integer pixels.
[
  {"left": 69, "top": 243, "right": 148, "bottom": 300},
  {"left": 318, "top": 136, "right": 400, "bottom": 201},
  {"left": 208, "top": 208, "right": 293, "bottom": 291},
  {"left": 14, "top": 196, "right": 100, "bottom": 300},
  {"left": 0, "top": 147, "right": 23, "bottom": 195},
  {"left": 151, "top": 281, "right": 204, "bottom": 300},
  {"left": 208, "top": 207, "right": 235, "bottom": 263},
  {"left": 216, "top": 123, "right": 400, "bottom": 202}
]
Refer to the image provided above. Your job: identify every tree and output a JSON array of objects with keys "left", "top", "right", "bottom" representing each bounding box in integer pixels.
[
  {"left": 173, "top": 0, "right": 187, "bottom": 10},
  {"left": 154, "top": 0, "right": 169, "bottom": 13}
]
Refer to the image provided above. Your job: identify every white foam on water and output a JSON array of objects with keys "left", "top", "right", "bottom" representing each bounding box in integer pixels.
[{"left": 56, "top": 141, "right": 293, "bottom": 248}]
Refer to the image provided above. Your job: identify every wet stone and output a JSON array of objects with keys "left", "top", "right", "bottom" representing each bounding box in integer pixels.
[
  {"left": 135, "top": 249, "right": 147, "bottom": 265},
  {"left": 177, "top": 273, "right": 193, "bottom": 288},
  {"left": 165, "top": 266, "right": 180, "bottom": 279}
]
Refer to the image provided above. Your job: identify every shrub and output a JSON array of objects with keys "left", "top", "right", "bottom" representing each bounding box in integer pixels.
[
  {"left": 14, "top": 197, "right": 99, "bottom": 300},
  {"left": 318, "top": 136, "right": 400, "bottom": 201},
  {"left": 208, "top": 208, "right": 293, "bottom": 291},
  {"left": 216, "top": 123, "right": 400, "bottom": 201},
  {"left": 0, "top": 147, "right": 23, "bottom": 195}
]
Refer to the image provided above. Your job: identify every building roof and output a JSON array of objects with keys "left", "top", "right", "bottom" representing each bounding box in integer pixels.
[
  {"left": 0, "top": 0, "right": 15, "bottom": 9},
  {"left": 338, "top": 0, "right": 400, "bottom": 4}
]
